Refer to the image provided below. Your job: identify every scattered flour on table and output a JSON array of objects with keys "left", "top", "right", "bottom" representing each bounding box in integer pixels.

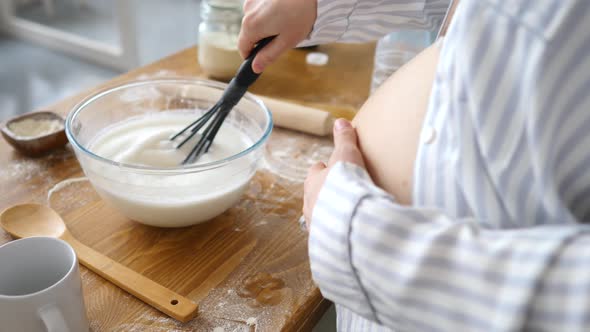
[
  {"left": 135, "top": 70, "right": 178, "bottom": 80},
  {"left": 1, "top": 159, "right": 44, "bottom": 181},
  {"left": 45, "top": 177, "right": 101, "bottom": 215},
  {"left": 263, "top": 129, "right": 333, "bottom": 182},
  {"left": 47, "top": 177, "right": 88, "bottom": 202},
  {"left": 118, "top": 85, "right": 162, "bottom": 103},
  {"left": 108, "top": 315, "right": 185, "bottom": 332},
  {"left": 246, "top": 317, "right": 257, "bottom": 326},
  {"left": 0, "top": 147, "right": 72, "bottom": 183}
]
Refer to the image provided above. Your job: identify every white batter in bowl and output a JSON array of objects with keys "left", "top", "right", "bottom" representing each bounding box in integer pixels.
[{"left": 65, "top": 79, "right": 273, "bottom": 227}]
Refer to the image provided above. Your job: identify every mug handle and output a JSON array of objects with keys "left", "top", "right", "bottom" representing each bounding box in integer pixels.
[{"left": 39, "top": 304, "right": 70, "bottom": 332}]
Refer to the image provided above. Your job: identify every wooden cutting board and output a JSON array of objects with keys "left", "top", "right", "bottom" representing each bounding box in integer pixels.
[
  {"left": 46, "top": 127, "right": 334, "bottom": 331},
  {"left": 0, "top": 43, "right": 374, "bottom": 331}
]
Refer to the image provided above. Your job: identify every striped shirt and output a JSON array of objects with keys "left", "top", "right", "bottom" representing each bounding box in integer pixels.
[{"left": 305, "top": 0, "right": 590, "bottom": 331}]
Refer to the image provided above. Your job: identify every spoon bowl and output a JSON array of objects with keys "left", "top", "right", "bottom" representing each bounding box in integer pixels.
[
  {"left": 0, "top": 204, "right": 66, "bottom": 239},
  {"left": 0, "top": 203, "right": 198, "bottom": 322}
]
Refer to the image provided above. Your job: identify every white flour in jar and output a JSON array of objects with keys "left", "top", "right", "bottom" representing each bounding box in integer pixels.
[{"left": 199, "top": 31, "right": 244, "bottom": 80}]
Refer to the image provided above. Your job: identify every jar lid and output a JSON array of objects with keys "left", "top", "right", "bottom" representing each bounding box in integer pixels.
[
  {"left": 201, "top": 0, "right": 242, "bottom": 21},
  {"left": 205, "top": 0, "right": 242, "bottom": 10}
]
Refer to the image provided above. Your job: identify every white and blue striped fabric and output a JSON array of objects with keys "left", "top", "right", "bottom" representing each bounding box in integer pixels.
[{"left": 306, "top": 0, "right": 590, "bottom": 331}]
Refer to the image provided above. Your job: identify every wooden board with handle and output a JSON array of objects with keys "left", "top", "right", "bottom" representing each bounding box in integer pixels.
[{"left": 0, "top": 43, "right": 374, "bottom": 331}]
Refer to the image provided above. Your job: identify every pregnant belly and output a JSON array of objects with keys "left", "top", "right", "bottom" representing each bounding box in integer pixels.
[{"left": 352, "top": 42, "right": 440, "bottom": 205}]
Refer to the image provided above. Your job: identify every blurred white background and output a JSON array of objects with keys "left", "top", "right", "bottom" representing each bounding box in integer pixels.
[{"left": 0, "top": 0, "right": 202, "bottom": 120}]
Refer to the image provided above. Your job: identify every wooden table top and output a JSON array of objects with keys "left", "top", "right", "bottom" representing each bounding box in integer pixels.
[{"left": 0, "top": 43, "right": 374, "bottom": 331}]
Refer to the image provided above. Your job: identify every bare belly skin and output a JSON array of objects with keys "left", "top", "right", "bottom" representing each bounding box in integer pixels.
[{"left": 352, "top": 43, "right": 440, "bottom": 205}]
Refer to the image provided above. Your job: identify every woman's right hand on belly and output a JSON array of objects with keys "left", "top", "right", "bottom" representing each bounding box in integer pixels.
[{"left": 352, "top": 43, "right": 440, "bottom": 205}]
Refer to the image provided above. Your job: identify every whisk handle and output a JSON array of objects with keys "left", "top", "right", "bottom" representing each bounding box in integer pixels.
[{"left": 234, "top": 36, "right": 276, "bottom": 87}]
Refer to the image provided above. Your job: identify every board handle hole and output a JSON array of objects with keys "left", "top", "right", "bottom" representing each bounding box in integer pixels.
[{"left": 171, "top": 299, "right": 179, "bottom": 305}]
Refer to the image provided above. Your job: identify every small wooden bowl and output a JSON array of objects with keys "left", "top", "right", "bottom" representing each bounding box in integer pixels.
[{"left": 1, "top": 111, "right": 68, "bottom": 157}]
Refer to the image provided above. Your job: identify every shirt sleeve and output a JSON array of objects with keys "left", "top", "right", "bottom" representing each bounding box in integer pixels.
[
  {"left": 309, "top": 162, "right": 590, "bottom": 332},
  {"left": 299, "top": 0, "right": 451, "bottom": 46}
]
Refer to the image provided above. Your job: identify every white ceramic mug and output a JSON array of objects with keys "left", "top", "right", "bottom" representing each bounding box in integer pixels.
[{"left": 0, "top": 237, "right": 89, "bottom": 332}]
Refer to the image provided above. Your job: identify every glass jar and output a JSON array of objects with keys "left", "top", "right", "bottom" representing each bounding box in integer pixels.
[
  {"left": 371, "top": 30, "right": 436, "bottom": 93},
  {"left": 198, "top": 0, "right": 243, "bottom": 81}
]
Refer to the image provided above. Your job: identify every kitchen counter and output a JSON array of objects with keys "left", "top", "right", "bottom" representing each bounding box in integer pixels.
[{"left": 0, "top": 43, "right": 374, "bottom": 331}]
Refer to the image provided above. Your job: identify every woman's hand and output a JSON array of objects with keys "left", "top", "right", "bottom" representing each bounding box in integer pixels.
[
  {"left": 303, "top": 119, "right": 366, "bottom": 228},
  {"left": 238, "top": 0, "right": 317, "bottom": 73}
]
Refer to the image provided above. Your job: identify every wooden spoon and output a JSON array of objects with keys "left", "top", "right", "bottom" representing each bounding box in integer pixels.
[{"left": 0, "top": 203, "right": 198, "bottom": 322}]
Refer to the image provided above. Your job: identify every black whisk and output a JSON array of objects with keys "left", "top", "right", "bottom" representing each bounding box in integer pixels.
[{"left": 170, "top": 36, "right": 275, "bottom": 164}]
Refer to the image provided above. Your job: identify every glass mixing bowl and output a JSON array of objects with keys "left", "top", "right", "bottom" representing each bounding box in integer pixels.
[{"left": 65, "top": 79, "right": 272, "bottom": 227}]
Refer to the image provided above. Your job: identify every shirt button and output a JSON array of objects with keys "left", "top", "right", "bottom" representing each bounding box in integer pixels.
[{"left": 422, "top": 126, "right": 437, "bottom": 145}]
